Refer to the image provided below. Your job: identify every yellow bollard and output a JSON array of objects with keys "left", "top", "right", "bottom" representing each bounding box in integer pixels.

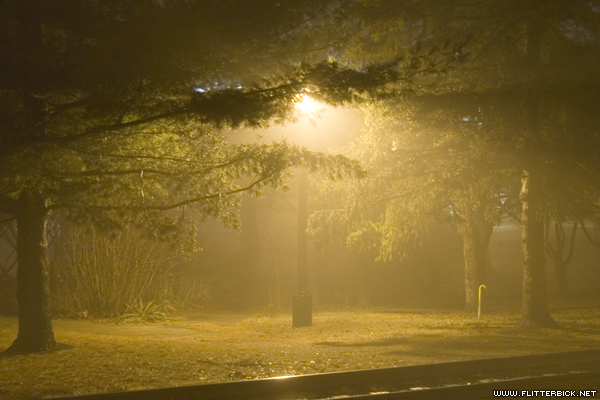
[{"left": 478, "top": 284, "right": 486, "bottom": 319}]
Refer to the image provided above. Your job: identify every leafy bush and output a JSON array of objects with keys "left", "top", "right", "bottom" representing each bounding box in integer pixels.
[
  {"left": 118, "top": 299, "right": 168, "bottom": 323},
  {"left": 52, "top": 223, "right": 179, "bottom": 318}
]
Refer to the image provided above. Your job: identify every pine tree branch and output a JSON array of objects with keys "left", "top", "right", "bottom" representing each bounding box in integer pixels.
[
  {"left": 13, "top": 55, "right": 462, "bottom": 154},
  {"left": 45, "top": 168, "right": 187, "bottom": 178},
  {"left": 52, "top": 108, "right": 190, "bottom": 144},
  {"left": 49, "top": 174, "right": 272, "bottom": 212}
]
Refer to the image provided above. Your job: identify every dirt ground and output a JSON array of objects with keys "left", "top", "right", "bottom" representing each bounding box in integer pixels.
[{"left": 2, "top": 303, "right": 600, "bottom": 399}]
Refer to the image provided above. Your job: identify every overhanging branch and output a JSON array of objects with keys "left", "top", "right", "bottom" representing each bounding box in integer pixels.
[{"left": 48, "top": 175, "right": 272, "bottom": 212}]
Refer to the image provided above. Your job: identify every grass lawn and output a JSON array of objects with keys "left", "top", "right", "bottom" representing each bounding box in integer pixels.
[{"left": 2, "top": 305, "right": 600, "bottom": 399}]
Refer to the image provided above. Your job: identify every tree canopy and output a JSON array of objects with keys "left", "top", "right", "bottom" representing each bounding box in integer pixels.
[
  {"left": 308, "top": 0, "right": 600, "bottom": 326},
  {"left": 0, "top": 0, "right": 465, "bottom": 354}
]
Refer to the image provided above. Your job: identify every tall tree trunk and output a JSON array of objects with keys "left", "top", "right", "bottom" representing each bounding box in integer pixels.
[
  {"left": 459, "top": 206, "right": 486, "bottom": 313},
  {"left": 519, "top": 16, "right": 558, "bottom": 328},
  {"left": 520, "top": 170, "right": 557, "bottom": 328},
  {"left": 479, "top": 219, "right": 494, "bottom": 273},
  {"left": 3, "top": 189, "right": 56, "bottom": 354},
  {"left": 546, "top": 221, "right": 577, "bottom": 298}
]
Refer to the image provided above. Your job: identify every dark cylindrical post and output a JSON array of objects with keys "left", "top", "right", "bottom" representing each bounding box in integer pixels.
[{"left": 293, "top": 168, "right": 312, "bottom": 327}]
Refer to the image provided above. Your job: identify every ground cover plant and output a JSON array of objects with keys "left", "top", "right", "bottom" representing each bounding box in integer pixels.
[{"left": 2, "top": 305, "right": 600, "bottom": 399}]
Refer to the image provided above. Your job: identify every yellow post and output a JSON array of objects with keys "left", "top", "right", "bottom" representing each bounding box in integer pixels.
[{"left": 478, "top": 284, "right": 486, "bottom": 319}]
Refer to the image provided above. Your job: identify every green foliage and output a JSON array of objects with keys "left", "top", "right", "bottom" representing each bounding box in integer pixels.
[
  {"left": 0, "top": 0, "right": 472, "bottom": 225},
  {"left": 118, "top": 299, "right": 168, "bottom": 324},
  {"left": 309, "top": 0, "right": 600, "bottom": 265},
  {"left": 0, "top": 1, "right": 474, "bottom": 354},
  {"left": 310, "top": 98, "right": 517, "bottom": 261}
]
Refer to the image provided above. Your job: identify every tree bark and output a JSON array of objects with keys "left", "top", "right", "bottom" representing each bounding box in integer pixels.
[
  {"left": 479, "top": 219, "right": 494, "bottom": 273},
  {"left": 3, "top": 189, "right": 57, "bottom": 354},
  {"left": 519, "top": 15, "right": 558, "bottom": 329},
  {"left": 459, "top": 206, "right": 486, "bottom": 313},
  {"left": 520, "top": 170, "right": 557, "bottom": 328}
]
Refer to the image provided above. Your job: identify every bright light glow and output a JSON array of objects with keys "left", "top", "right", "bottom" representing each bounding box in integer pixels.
[{"left": 295, "top": 94, "right": 321, "bottom": 114}]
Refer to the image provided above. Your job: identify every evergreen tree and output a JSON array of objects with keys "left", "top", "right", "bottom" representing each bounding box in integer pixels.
[
  {"left": 425, "top": 0, "right": 600, "bottom": 327},
  {"left": 311, "top": 0, "right": 600, "bottom": 325},
  {"left": 0, "top": 0, "right": 357, "bottom": 354},
  {"left": 0, "top": 0, "right": 459, "bottom": 353},
  {"left": 356, "top": 0, "right": 600, "bottom": 327}
]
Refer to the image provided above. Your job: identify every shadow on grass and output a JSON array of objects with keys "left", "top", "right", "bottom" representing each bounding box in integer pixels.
[
  {"left": 577, "top": 327, "right": 600, "bottom": 335},
  {"left": 373, "top": 310, "right": 430, "bottom": 315},
  {"left": 0, "top": 342, "right": 72, "bottom": 358},
  {"left": 559, "top": 322, "right": 600, "bottom": 335},
  {"left": 383, "top": 337, "right": 519, "bottom": 359},
  {"left": 313, "top": 334, "right": 513, "bottom": 359},
  {"left": 314, "top": 323, "right": 600, "bottom": 358},
  {"left": 314, "top": 337, "right": 409, "bottom": 347}
]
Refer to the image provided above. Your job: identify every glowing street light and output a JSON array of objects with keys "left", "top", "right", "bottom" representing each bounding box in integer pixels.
[{"left": 295, "top": 94, "right": 321, "bottom": 115}]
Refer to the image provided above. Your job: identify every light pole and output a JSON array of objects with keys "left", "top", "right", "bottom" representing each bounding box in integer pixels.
[
  {"left": 292, "top": 94, "right": 319, "bottom": 328},
  {"left": 293, "top": 167, "right": 312, "bottom": 327}
]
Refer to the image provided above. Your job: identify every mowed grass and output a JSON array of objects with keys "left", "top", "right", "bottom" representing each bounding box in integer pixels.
[{"left": 2, "top": 307, "right": 600, "bottom": 399}]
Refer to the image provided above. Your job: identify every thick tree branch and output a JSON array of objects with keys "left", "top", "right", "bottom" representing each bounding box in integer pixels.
[
  {"left": 46, "top": 54, "right": 459, "bottom": 146},
  {"left": 47, "top": 98, "right": 91, "bottom": 117},
  {"left": 545, "top": 240, "right": 557, "bottom": 259},
  {"left": 43, "top": 152, "right": 270, "bottom": 179},
  {"left": 564, "top": 222, "right": 578, "bottom": 265},
  {"left": 45, "top": 168, "right": 188, "bottom": 178},
  {"left": 55, "top": 108, "right": 190, "bottom": 144},
  {"left": 580, "top": 221, "right": 600, "bottom": 251},
  {"left": 108, "top": 154, "right": 193, "bottom": 162}
]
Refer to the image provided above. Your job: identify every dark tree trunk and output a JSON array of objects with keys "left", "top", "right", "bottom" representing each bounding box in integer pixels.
[
  {"left": 518, "top": 16, "right": 558, "bottom": 329},
  {"left": 479, "top": 219, "right": 494, "bottom": 273},
  {"left": 546, "top": 221, "right": 577, "bottom": 298},
  {"left": 459, "top": 206, "right": 486, "bottom": 313},
  {"left": 554, "top": 262, "right": 568, "bottom": 297},
  {"left": 520, "top": 170, "right": 558, "bottom": 328},
  {"left": 3, "top": 190, "right": 56, "bottom": 354}
]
